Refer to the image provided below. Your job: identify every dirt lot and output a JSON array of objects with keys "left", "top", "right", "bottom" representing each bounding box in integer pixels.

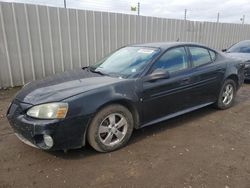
[{"left": 0, "top": 84, "right": 250, "bottom": 188}]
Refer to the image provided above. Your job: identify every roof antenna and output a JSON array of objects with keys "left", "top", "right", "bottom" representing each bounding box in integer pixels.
[{"left": 176, "top": 38, "right": 180, "bottom": 42}]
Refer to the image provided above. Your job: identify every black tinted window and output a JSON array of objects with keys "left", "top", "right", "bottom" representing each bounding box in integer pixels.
[
  {"left": 189, "top": 47, "right": 211, "bottom": 67},
  {"left": 152, "top": 47, "right": 188, "bottom": 73},
  {"left": 227, "top": 41, "right": 250, "bottom": 53}
]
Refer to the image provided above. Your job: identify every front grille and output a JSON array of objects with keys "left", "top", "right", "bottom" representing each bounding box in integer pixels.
[
  {"left": 8, "top": 101, "right": 35, "bottom": 140},
  {"left": 8, "top": 100, "right": 26, "bottom": 117},
  {"left": 8, "top": 103, "right": 18, "bottom": 115},
  {"left": 6, "top": 99, "right": 37, "bottom": 147}
]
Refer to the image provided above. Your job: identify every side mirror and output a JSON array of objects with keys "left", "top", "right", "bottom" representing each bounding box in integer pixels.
[
  {"left": 144, "top": 69, "right": 170, "bottom": 82},
  {"left": 222, "top": 49, "right": 227, "bottom": 52}
]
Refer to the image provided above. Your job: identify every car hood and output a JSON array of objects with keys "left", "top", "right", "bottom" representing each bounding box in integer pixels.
[
  {"left": 15, "top": 69, "right": 123, "bottom": 105},
  {"left": 226, "top": 52, "right": 250, "bottom": 61}
]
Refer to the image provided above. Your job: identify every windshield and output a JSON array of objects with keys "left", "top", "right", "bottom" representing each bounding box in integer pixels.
[
  {"left": 227, "top": 41, "right": 250, "bottom": 53},
  {"left": 89, "top": 46, "right": 160, "bottom": 78}
]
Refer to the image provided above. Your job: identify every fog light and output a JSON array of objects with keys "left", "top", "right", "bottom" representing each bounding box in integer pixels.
[{"left": 43, "top": 135, "right": 54, "bottom": 148}]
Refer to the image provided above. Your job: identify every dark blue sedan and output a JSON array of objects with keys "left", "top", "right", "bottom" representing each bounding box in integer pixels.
[{"left": 7, "top": 42, "right": 245, "bottom": 152}]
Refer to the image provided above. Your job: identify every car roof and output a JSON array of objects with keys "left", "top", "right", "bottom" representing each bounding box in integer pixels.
[
  {"left": 235, "top": 40, "right": 250, "bottom": 45},
  {"left": 130, "top": 42, "right": 211, "bottom": 50},
  {"left": 237, "top": 40, "right": 250, "bottom": 43}
]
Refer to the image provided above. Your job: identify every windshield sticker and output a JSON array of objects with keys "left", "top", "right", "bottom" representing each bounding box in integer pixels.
[
  {"left": 137, "top": 49, "right": 155, "bottom": 54},
  {"left": 131, "top": 68, "right": 136, "bottom": 73}
]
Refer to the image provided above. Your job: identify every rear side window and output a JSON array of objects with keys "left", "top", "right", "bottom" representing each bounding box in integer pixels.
[{"left": 189, "top": 47, "right": 212, "bottom": 67}]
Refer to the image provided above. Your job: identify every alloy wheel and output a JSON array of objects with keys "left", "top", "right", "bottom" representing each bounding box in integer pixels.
[
  {"left": 98, "top": 113, "right": 128, "bottom": 147},
  {"left": 222, "top": 83, "right": 234, "bottom": 105}
]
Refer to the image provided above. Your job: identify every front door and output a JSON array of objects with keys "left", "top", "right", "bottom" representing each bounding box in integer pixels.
[{"left": 141, "top": 46, "right": 194, "bottom": 124}]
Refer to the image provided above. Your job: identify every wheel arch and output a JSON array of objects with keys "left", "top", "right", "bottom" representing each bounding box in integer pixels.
[
  {"left": 82, "top": 99, "right": 140, "bottom": 147},
  {"left": 225, "top": 74, "right": 239, "bottom": 89},
  {"left": 96, "top": 99, "right": 140, "bottom": 129}
]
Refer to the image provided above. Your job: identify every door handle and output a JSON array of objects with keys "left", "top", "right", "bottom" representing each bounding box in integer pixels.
[
  {"left": 181, "top": 77, "right": 191, "bottom": 84},
  {"left": 182, "top": 77, "right": 191, "bottom": 82}
]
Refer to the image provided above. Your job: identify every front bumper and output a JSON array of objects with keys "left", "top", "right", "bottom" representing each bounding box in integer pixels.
[
  {"left": 7, "top": 100, "right": 91, "bottom": 150},
  {"left": 15, "top": 133, "right": 39, "bottom": 148}
]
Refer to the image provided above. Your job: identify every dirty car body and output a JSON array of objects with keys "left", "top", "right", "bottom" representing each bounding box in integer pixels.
[{"left": 7, "top": 42, "right": 245, "bottom": 151}]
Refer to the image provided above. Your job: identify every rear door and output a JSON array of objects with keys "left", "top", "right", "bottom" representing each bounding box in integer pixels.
[{"left": 187, "top": 46, "right": 225, "bottom": 106}]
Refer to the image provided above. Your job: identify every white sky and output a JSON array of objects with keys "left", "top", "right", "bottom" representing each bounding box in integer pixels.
[{"left": 1, "top": 0, "right": 249, "bottom": 24}]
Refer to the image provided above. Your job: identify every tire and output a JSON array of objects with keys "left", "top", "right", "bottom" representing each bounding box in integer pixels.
[
  {"left": 87, "top": 104, "right": 134, "bottom": 152},
  {"left": 215, "top": 79, "right": 236, "bottom": 110}
]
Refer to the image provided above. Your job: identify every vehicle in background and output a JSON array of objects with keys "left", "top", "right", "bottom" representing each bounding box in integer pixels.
[
  {"left": 222, "top": 40, "right": 250, "bottom": 81},
  {"left": 7, "top": 42, "right": 245, "bottom": 152}
]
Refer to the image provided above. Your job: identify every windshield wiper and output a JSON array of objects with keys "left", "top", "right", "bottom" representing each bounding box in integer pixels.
[
  {"left": 88, "top": 67, "right": 106, "bottom": 76},
  {"left": 85, "top": 67, "right": 124, "bottom": 77}
]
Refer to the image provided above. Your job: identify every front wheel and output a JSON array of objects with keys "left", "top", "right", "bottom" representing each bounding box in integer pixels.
[
  {"left": 87, "top": 104, "right": 134, "bottom": 152},
  {"left": 215, "top": 79, "right": 236, "bottom": 109}
]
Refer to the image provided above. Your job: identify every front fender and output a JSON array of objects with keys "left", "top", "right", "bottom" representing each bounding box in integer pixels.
[
  {"left": 62, "top": 79, "right": 141, "bottom": 146},
  {"left": 63, "top": 80, "right": 140, "bottom": 120}
]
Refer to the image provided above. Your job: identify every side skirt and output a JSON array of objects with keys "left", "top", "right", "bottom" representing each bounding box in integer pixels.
[{"left": 140, "top": 102, "right": 214, "bottom": 128}]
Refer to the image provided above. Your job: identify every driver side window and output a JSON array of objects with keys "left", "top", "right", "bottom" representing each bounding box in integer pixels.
[{"left": 151, "top": 47, "right": 189, "bottom": 74}]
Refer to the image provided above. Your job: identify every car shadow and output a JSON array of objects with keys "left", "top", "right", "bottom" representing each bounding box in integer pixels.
[
  {"left": 50, "top": 105, "right": 218, "bottom": 160},
  {"left": 244, "top": 80, "right": 250, "bottom": 84}
]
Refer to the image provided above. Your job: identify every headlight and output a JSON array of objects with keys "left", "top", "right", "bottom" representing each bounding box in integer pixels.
[{"left": 27, "top": 103, "right": 68, "bottom": 119}]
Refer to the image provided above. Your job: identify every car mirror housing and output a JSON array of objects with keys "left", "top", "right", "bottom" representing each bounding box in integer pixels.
[
  {"left": 144, "top": 69, "right": 170, "bottom": 82},
  {"left": 222, "top": 49, "right": 227, "bottom": 52}
]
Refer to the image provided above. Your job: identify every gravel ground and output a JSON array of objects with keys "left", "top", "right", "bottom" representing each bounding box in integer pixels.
[{"left": 0, "top": 84, "right": 250, "bottom": 188}]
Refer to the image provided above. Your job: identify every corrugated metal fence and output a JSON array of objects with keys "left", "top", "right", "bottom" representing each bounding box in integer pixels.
[{"left": 1, "top": 2, "right": 250, "bottom": 88}]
